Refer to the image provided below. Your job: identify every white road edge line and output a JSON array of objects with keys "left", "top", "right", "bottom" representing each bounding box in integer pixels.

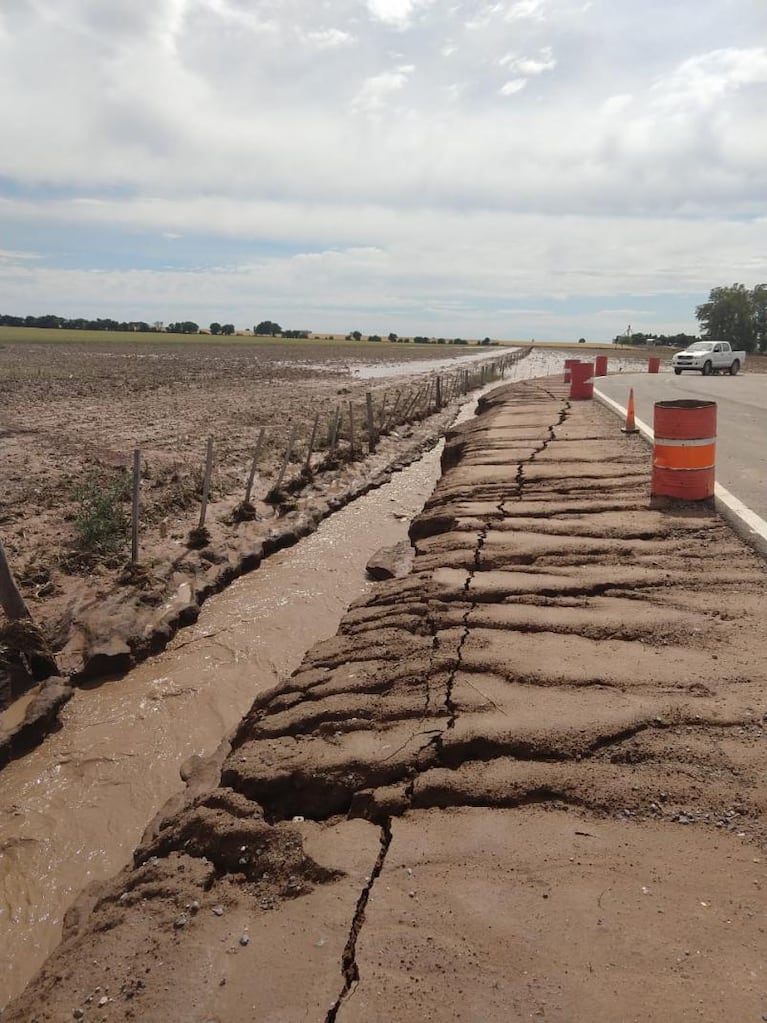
[{"left": 593, "top": 384, "right": 767, "bottom": 559}]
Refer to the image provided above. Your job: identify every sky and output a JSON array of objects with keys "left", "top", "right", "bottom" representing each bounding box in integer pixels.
[{"left": 0, "top": 0, "right": 765, "bottom": 340}]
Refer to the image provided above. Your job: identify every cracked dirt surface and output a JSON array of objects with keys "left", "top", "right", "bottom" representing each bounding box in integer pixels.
[{"left": 5, "top": 378, "right": 767, "bottom": 1022}]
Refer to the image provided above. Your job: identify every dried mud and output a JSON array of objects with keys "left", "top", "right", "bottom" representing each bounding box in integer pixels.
[{"left": 5, "top": 378, "right": 767, "bottom": 1023}]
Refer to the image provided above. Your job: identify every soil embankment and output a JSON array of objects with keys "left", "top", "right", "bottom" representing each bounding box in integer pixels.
[{"left": 6, "top": 377, "right": 766, "bottom": 1022}]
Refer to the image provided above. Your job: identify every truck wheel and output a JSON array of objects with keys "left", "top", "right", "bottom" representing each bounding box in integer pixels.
[
  {"left": 729, "top": 360, "right": 740, "bottom": 376},
  {"left": 702, "top": 360, "right": 713, "bottom": 376},
  {"left": 674, "top": 368, "right": 682, "bottom": 375}
]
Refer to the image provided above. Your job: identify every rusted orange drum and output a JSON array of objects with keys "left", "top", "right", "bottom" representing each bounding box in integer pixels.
[
  {"left": 564, "top": 358, "right": 578, "bottom": 383},
  {"left": 652, "top": 400, "right": 716, "bottom": 500},
  {"left": 648, "top": 356, "right": 660, "bottom": 374},
  {"left": 569, "top": 361, "right": 593, "bottom": 400},
  {"left": 594, "top": 355, "right": 608, "bottom": 377}
]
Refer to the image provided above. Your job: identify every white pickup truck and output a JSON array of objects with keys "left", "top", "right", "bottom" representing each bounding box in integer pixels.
[{"left": 671, "top": 341, "right": 745, "bottom": 376}]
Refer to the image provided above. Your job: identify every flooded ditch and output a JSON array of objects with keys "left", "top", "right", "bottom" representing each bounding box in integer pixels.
[{"left": 0, "top": 349, "right": 647, "bottom": 1008}]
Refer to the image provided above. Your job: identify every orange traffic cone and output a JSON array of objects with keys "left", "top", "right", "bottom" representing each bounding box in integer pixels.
[{"left": 621, "top": 388, "right": 639, "bottom": 434}]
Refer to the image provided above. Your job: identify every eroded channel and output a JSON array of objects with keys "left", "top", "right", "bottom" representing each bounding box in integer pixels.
[{"left": 0, "top": 349, "right": 638, "bottom": 1007}]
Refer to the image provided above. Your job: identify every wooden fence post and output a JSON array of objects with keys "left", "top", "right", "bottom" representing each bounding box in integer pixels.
[
  {"left": 378, "top": 391, "right": 388, "bottom": 430},
  {"left": 386, "top": 390, "right": 402, "bottom": 430},
  {"left": 366, "top": 392, "right": 376, "bottom": 453},
  {"left": 0, "top": 537, "right": 31, "bottom": 621},
  {"left": 274, "top": 424, "right": 298, "bottom": 492},
  {"left": 348, "top": 401, "right": 356, "bottom": 457},
  {"left": 131, "top": 448, "right": 141, "bottom": 564},
  {"left": 244, "top": 427, "right": 266, "bottom": 504},
  {"left": 304, "top": 413, "right": 320, "bottom": 472},
  {"left": 435, "top": 375, "right": 443, "bottom": 409},
  {"left": 329, "top": 407, "right": 341, "bottom": 454},
  {"left": 199, "top": 437, "right": 214, "bottom": 529}
]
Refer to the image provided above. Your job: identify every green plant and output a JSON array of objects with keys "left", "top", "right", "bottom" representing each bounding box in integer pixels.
[{"left": 72, "top": 472, "right": 129, "bottom": 555}]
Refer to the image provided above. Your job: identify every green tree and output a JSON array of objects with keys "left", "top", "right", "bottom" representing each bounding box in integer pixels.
[
  {"left": 209, "top": 322, "right": 221, "bottom": 335},
  {"left": 388, "top": 332, "right": 398, "bottom": 342},
  {"left": 221, "top": 324, "right": 235, "bottom": 335},
  {"left": 255, "top": 320, "right": 282, "bottom": 336},
  {"left": 368, "top": 334, "right": 382, "bottom": 342},
  {"left": 752, "top": 284, "right": 767, "bottom": 352},
  {"left": 350, "top": 330, "right": 362, "bottom": 341},
  {"left": 696, "top": 284, "right": 758, "bottom": 352}
]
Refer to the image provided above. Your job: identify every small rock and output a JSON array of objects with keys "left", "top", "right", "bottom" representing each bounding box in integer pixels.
[
  {"left": 174, "top": 914, "right": 188, "bottom": 929},
  {"left": 292, "top": 815, "right": 305, "bottom": 823},
  {"left": 212, "top": 905, "right": 225, "bottom": 917},
  {"left": 366, "top": 540, "right": 413, "bottom": 581},
  {"left": 73, "top": 1011, "right": 84, "bottom": 1020},
  {"left": 189, "top": 900, "right": 200, "bottom": 914},
  {"left": 98, "top": 995, "right": 109, "bottom": 1007},
  {"left": 239, "top": 934, "right": 250, "bottom": 946}
]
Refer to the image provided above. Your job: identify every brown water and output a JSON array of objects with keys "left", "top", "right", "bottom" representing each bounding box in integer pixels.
[{"left": 0, "top": 446, "right": 444, "bottom": 1009}]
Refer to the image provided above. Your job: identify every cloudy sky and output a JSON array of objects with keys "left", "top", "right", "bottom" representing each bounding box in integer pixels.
[{"left": 1, "top": 0, "right": 765, "bottom": 339}]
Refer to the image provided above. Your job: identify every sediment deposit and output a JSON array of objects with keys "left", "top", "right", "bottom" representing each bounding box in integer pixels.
[{"left": 7, "top": 378, "right": 766, "bottom": 1023}]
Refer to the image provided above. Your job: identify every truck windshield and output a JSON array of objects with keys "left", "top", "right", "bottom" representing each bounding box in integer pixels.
[{"left": 686, "top": 343, "right": 714, "bottom": 352}]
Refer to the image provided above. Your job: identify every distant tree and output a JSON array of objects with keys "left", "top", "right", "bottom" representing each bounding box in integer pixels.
[
  {"left": 752, "top": 284, "right": 767, "bottom": 352},
  {"left": 368, "top": 334, "right": 382, "bottom": 342},
  {"left": 388, "top": 332, "right": 398, "bottom": 342},
  {"left": 281, "top": 329, "right": 310, "bottom": 339},
  {"left": 255, "top": 320, "right": 282, "bottom": 336},
  {"left": 480, "top": 337, "right": 492, "bottom": 346},
  {"left": 452, "top": 338, "right": 466, "bottom": 345},
  {"left": 437, "top": 338, "right": 446, "bottom": 344},
  {"left": 167, "top": 321, "right": 199, "bottom": 334},
  {"left": 578, "top": 337, "right": 586, "bottom": 344},
  {"left": 210, "top": 322, "right": 222, "bottom": 335},
  {"left": 221, "top": 324, "right": 235, "bottom": 335},
  {"left": 350, "top": 330, "right": 362, "bottom": 341},
  {"left": 696, "top": 284, "right": 761, "bottom": 353}
]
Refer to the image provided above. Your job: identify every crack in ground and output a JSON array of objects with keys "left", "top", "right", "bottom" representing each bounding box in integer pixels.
[{"left": 324, "top": 817, "right": 393, "bottom": 1023}]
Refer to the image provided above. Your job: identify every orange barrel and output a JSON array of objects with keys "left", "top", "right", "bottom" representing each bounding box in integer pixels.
[
  {"left": 648, "top": 356, "right": 660, "bottom": 374},
  {"left": 569, "top": 361, "right": 594, "bottom": 400},
  {"left": 564, "top": 358, "right": 579, "bottom": 383},
  {"left": 652, "top": 400, "right": 716, "bottom": 501},
  {"left": 594, "top": 355, "right": 608, "bottom": 377}
]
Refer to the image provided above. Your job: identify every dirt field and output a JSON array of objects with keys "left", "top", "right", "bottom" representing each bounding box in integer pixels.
[
  {"left": 0, "top": 332, "right": 505, "bottom": 703},
  {"left": 6, "top": 377, "right": 765, "bottom": 1023}
]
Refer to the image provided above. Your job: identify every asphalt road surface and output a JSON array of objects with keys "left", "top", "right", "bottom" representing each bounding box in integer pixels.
[{"left": 594, "top": 370, "right": 767, "bottom": 524}]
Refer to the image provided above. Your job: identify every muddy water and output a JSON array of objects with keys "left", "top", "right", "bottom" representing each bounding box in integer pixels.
[
  {"left": 0, "top": 450, "right": 444, "bottom": 1008},
  {"left": 0, "top": 350, "right": 641, "bottom": 1007}
]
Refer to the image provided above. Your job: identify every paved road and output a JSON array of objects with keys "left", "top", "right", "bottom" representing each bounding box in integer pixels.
[{"left": 595, "top": 371, "right": 767, "bottom": 524}]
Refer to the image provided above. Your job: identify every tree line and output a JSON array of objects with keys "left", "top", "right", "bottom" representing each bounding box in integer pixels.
[
  {"left": 612, "top": 283, "right": 767, "bottom": 353},
  {"left": 696, "top": 284, "right": 766, "bottom": 353},
  {"left": 0, "top": 314, "right": 310, "bottom": 339},
  {"left": 0, "top": 313, "right": 163, "bottom": 332},
  {"left": 614, "top": 332, "right": 700, "bottom": 347}
]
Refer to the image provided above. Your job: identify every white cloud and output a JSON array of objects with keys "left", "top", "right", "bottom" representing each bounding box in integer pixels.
[
  {"left": 352, "top": 65, "right": 415, "bottom": 112},
  {"left": 305, "top": 27, "right": 356, "bottom": 48},
  {"left": 504, "top": 0, "right": 546, "bottom": 22},
  {"left": 653, "top": 47, "right": 767, "bottom": 112},
  {"left": 499, "top": 78, "right": 527, "bottom": 95},
  {"left": 464, "top": 4, "right": 504, "bottom": 30},
  {"left": 0, "top": 248, "right": 40, "bottom": 261},
  {"left": 364, "top": 0, "right": 433, "bottom": 29},
  {"left": 499, "top": 46, "right": 556, "bottom": 75}
]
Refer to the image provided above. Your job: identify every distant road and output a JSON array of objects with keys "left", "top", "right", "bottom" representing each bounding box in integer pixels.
[{"left": 595, "top": 371, "right": 767, "bottom": 526}]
